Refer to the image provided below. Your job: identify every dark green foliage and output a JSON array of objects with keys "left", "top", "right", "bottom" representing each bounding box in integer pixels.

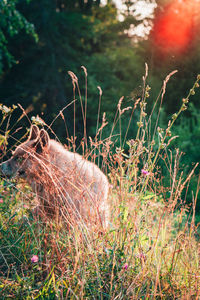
[
  {"left": 0, "top": 0, "right": 145, "bottom": 140},
  {"left": 171, "top": 103, "right": 200, "bottom": 210},
  {"left": 0, "top": 0, "right": 38, "bottom": 74}
]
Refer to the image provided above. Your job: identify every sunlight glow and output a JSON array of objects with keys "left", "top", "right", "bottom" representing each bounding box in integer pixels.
[
  {"left": 114, "top": 0, "right": 156, "bottom": 20},
  {"left": 101, "top": 0, "right": 157, "bottom": 37},
  {"left": 152, "top": 0, "right": 199, "bottom": 53}
]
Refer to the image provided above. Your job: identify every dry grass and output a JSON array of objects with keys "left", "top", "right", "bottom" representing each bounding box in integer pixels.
[{"left": 0, "top": 67, "right": 200, "bottom": 299}]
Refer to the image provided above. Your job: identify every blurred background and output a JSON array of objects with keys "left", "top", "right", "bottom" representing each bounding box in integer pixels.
[{"left": 0, "top": 0, "right": 200, "bottom": 208}]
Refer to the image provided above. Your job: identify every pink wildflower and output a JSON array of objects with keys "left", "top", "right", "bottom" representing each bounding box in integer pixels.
[
  {"left": 23, "top": 204, "right": 29, "bottom": 209},
  {"left": 31, "top": 255, "right": 39, "bottom": 263},
  {"left": 123, "top": 263, "right": 128, "bottom": 270},
  {"left": 0, "top": 199, "right": 3, "bottom": 203},
  {"left": 141, "top": 169, "right": 150, "bottom": 176}
]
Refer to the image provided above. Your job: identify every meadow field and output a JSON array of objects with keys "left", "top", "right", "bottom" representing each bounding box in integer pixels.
[{"left": 0, "top": 69, "right": 200, "bottom": 299}]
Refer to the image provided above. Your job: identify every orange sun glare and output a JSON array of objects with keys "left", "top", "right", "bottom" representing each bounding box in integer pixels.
[{"left": 153, "top": 0, "right": 199, "bottom": 53}]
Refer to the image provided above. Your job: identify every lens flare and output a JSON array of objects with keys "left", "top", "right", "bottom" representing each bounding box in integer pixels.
[{"left": 152, "top": 0, "right": 198, "bottom": 53}]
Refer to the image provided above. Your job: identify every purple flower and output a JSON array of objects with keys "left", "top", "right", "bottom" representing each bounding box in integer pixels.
[
  {"left": 141, "top": 169, "right": 150, "bottom": 176},
  {"left": 31, "top": 255, "right": 39, "bottom": 263},
  {"left": 123, "top": 263, "right": 128, "bottom": 270}
]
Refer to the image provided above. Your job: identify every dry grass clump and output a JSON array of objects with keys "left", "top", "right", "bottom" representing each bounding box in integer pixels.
[{"left": 0, "top": 67, "right": 200, "bottom": 298}]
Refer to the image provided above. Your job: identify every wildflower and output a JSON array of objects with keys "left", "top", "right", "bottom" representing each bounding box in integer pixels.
[
  {"left": 172, "top": 113, "right": 177, "bottom": 120},
  {"left": 31, "top": 255, "right": 39, "bottom": 263},
  {"left": 145, "top": 91, "right": 150, "bottom": 98},
  {"left": 141, "top": 169, "right": 150, "bottom": 176},
  {"left": 123, "top": 263, "right": 128, "bottom": 270},
  {"left": 137, "top": 121, "right": 143, "bottom": 128},
  {"left": 182, "top": 98, "right": 189, "bottom": 104},
  {"left": 3, "top": 105, "right": 10, "bottom": 114},
  {"left": 31, "top": 115, "right": 45, "bottom": 126},
  {"left": 146, "top": 85, "right": 151, "bottom": 92},
  {"left": 0, "top": 198, "right": 3, "bottom": 203},
  {"left": 23, "top": 204, "right": 29, "bottom": 209},
  {"left": 181, "top": 104, "right": 187, "bottom": 111},
  {"left": 0, "top": 105, "right": 11, "bottom": 114}
]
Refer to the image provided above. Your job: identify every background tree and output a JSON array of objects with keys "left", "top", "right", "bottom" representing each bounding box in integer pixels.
[
  {"left": 0, "top": 0, "right": 38, "bottom": 75},
  {"left": 0, "top": 0, "right": 145, "bottom": 140}
]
